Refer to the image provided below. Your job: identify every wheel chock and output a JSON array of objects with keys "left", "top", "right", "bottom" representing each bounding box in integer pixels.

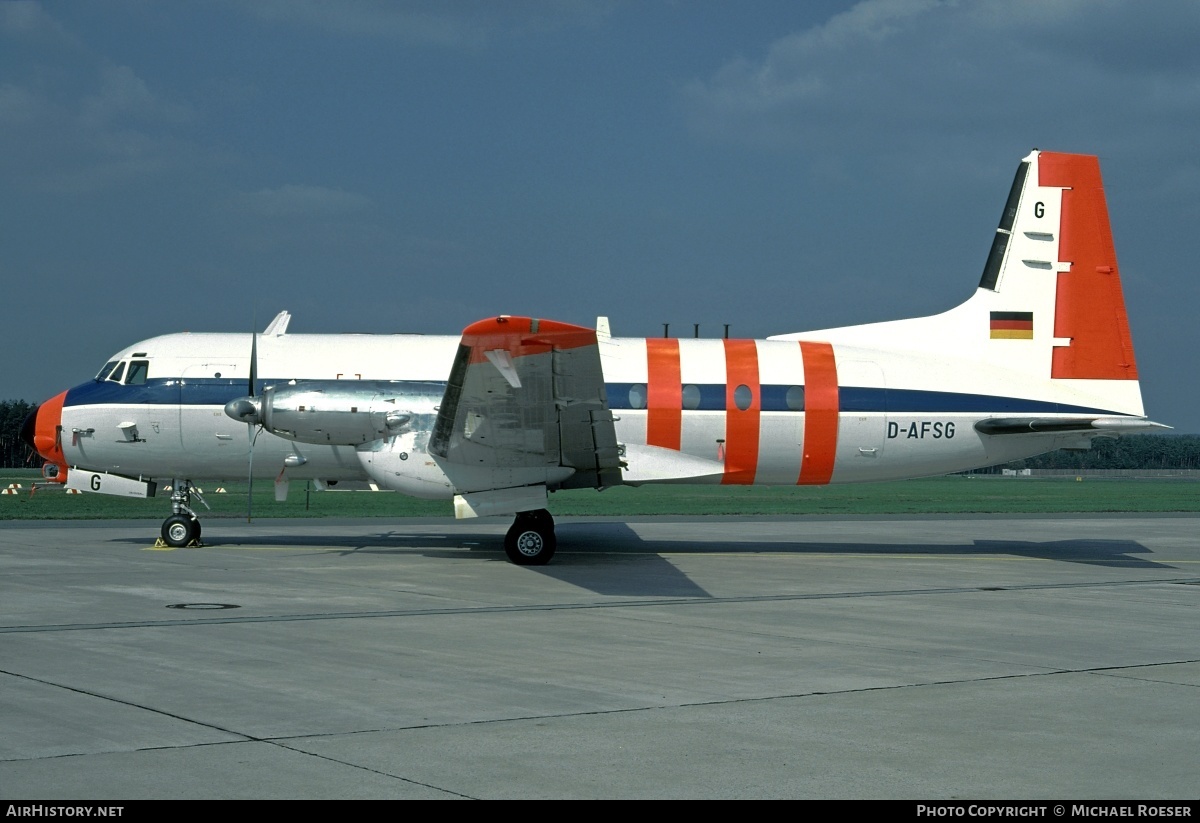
[{"left": 152, "top": 538, "right": 205, "bottom": 549}]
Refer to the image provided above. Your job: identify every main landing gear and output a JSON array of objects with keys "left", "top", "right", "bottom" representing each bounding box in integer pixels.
[
  {"left": 504, "top": 509, "right": 556, "bottom": 565},
  {"left": 158, "top": 480, "right": 207, "bottom": 548}
]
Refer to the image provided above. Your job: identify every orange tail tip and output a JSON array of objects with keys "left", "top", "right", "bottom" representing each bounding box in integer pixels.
[{"left": 1038, "top": 152, "right": 1138, "bottom": 380}]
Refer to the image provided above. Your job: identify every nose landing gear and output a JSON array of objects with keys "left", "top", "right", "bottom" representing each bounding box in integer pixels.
[{"left": 157, "top": 481, "right": 208, "bottom": 548}]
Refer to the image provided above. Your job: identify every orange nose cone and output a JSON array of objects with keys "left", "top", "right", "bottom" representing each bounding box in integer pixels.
[{"left": 32, "top": 391, "right": 68, "bottom": 465}]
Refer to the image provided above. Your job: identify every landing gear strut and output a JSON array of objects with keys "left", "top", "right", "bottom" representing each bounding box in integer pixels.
[
  {"left": 504, "top": 509, "right": 556, "bottom": 565},
  {"left": 159, "top": 480, "right": 207, "bottom": 548}
]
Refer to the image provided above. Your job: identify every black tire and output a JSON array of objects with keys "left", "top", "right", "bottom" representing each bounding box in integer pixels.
[
  {"left": 190, "top": 517, "right": 202, "bottom": 541},
  {"left": 525, "top": 508, "right": 553, "bottom": 525},
  {"left": 504, "top": 512, "right": 556, "bottom": 565},
  {"left": 162, "top": 514, "right": 197, "bottom": 548}
]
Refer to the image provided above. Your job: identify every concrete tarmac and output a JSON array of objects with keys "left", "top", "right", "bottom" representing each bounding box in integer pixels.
[{"left": 1, "top": 514, "right": 1197, "bottom": 800}]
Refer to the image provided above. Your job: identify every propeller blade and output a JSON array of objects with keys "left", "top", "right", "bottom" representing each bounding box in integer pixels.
[
  {"left": 249, "top": 329, "right": 258, "bottom": 397},
  {"left": 246, "top": 327, "right": 258, "bottom": 523},
  {"left": 247, "top": 426, "right": 254, "bottom": 523}
]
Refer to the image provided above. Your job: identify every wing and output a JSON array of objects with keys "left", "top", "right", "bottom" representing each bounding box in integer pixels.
[{"left": 430, "top": 316, "right": 622, "bottom": 517}]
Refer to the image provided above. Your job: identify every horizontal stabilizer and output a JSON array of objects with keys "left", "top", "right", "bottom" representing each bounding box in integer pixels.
[{"left": 975, "top": 416, "right": 1170, "bottom": 435}]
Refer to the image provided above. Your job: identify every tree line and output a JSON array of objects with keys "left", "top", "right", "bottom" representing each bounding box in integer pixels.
[
  {"left": 1, "top": 400, "right": 36, "bottom": 469},
  {"left": 992, "top": 433, "right": 1200, "bottom": 471},
  {"left": 2, "top": 397, "right": 1199, "bottom": 470}
]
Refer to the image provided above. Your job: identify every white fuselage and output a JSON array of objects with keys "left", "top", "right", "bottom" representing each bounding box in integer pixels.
[{"left": 49, "top": 323, "right": 1126, "bottom": 493}]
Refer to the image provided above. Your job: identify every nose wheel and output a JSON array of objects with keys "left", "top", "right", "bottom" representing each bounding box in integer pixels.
[
  {"left": 161, "top": 514, "right": 201, "bottom": 548},
  {"left": 504, "top": 509, "right": 556, "bottom": 565}
]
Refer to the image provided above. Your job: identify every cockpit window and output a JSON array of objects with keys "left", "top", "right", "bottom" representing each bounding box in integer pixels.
[
  {"left": 106, "top": 362, "right": 126, "bottom": 384},
  {"left": 126, "top": 360, "right": 149, "bottom": 385},
  {"left": 95, "top": 361, "right": 119, "bottom": 381}
]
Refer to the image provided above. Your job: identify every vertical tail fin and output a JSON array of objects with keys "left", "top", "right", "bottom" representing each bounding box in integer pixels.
[
  {"left": 775, "top": 148, "right": 1153, "bottom": 420},
  {"left": 980, "top": 150, "right": 1138, "bottom": 381}
]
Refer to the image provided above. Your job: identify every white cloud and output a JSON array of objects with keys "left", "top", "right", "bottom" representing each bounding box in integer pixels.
[
  {"left": 246, "top": 0, "right": 481, "bottom": 47},
  {"left": 238, "top": 184, "right": 372, "bottom": 217},
  {"left": 682, "top": 0, "right": 1200, "bottom": 164},
  {"left": 237, "top": 0, "right": 613, "bottom": 48},
  {"left": 0, "top": 83, "right": 45, "bottom": 125},
  {"left": 0, "top": 0, "right": 60, "bottom": 35},
  {"left": 81, "top": 65, "right": 194, "bottom": 130},
  {"left": 1, "top": 3, "right": 202, "bottom": 194}
]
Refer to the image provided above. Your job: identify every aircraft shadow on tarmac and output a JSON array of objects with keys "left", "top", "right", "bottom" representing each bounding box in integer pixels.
[
  {"left": 550, "top": 523, "right": 1168, "bottom": 569},
  {"left": 115, "top": 520, "right": 1168, "bottom": 600},
  {"left": 541, "top": 524, "right": 1167, "bottom": 597}
]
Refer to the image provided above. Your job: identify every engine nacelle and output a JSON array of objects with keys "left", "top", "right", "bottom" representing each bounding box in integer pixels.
[
  {"left": 356, "top": 430, "right": 454, "bottom": 500},
  {"left": 224, "top": 380, "right": 444, "bottom": 446},
  {"left": 355, "top": 431, "right": 576, "bottom": 508}
]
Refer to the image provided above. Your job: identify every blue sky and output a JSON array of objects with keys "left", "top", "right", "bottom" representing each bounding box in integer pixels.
[{"left": 3, "top": 0, "right": 1198, "bottom": 432}]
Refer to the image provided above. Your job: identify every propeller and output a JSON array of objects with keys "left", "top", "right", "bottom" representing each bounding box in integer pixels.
[
  {"left": 223, "top": 313, "right": 298, "bottom": 518},
  {"left": 223, "top": 327, "right": 261, "bottom": 522},
  {"left": 247, "top": 330, "right": 256, "bottom": 522}
]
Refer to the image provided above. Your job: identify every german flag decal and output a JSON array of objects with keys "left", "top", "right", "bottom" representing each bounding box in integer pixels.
[{"left": 990, "top": 311, "right": 1034, "bottom": 339}]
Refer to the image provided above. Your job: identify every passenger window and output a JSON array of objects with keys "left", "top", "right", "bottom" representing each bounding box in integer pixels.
[
  {"left": 107, "top": 362, "right": 127, "bottom": 383},
  {"left": 126, "top": 360, "right": 149, "bottom": 385},
  {"left": 786, "top": 386, "right": 805, "bottom": 411},
  {"left": 733, "top": 384, "right": 753, "bottom": 411},
  {"left": 628, "top": 384, "right": 647, "bottom": 410}
]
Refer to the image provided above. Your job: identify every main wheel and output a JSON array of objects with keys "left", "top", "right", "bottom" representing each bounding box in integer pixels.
[
  {"left": 162, "top": 514, "right": 198, "bottom": 548},
  {"left": 504, "top": 511, "right": 556, "bottom": 566}
]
